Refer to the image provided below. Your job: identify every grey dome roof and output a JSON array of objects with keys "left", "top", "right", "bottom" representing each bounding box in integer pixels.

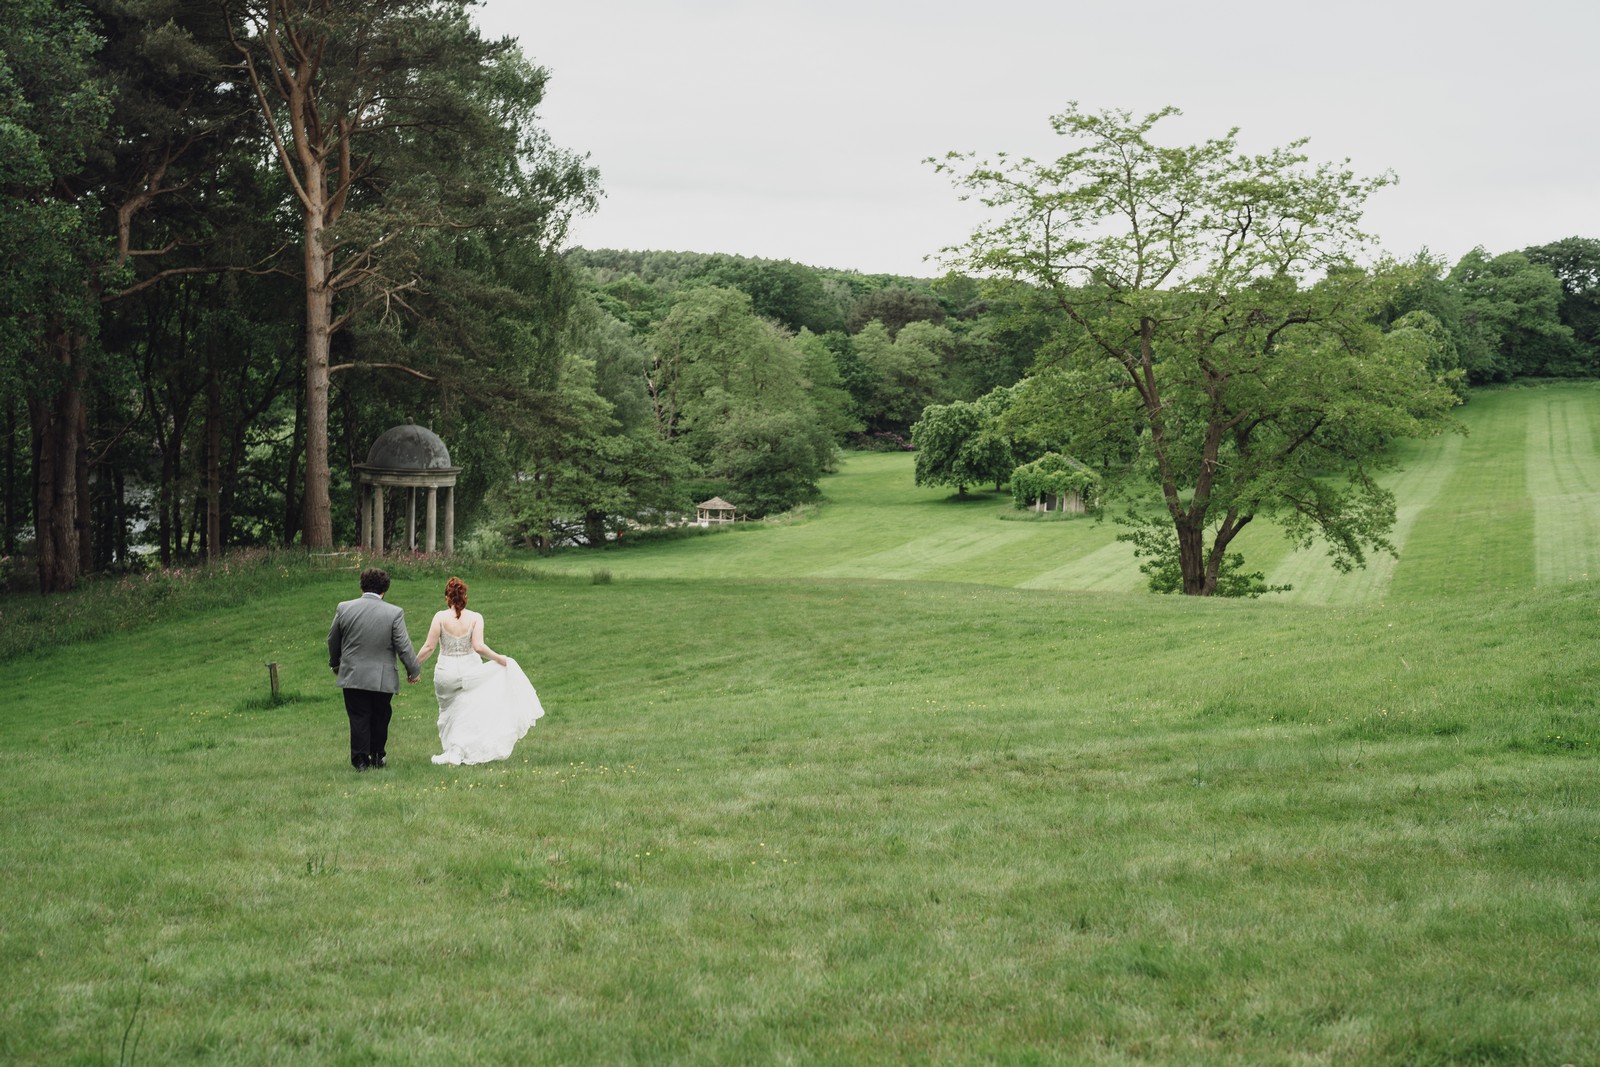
[{"left": 365, "top": 425, "right": 453, "bottom": 470}]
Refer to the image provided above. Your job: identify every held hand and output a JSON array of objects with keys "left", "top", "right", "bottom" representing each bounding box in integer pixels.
[{"left": 407, "top": 675, "right": 421, "bottom": 685}]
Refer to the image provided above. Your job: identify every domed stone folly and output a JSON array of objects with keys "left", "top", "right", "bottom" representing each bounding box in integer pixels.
[{"left": 354, "top": 424, "right": 463, "bottom": 553}]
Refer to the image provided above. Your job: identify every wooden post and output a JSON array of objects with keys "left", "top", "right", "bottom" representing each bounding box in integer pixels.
[{"left": 267, "top": 662, "right": 280, "bottom": 700}]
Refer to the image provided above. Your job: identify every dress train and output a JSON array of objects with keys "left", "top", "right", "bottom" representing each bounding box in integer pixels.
[{"left": 430, "top": 654, "right": 543, "bottom": 765}]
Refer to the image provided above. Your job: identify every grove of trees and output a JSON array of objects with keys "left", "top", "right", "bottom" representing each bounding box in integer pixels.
[
  {"left": 5, "top": 9, "right": 1599, "bottom": 600},
  {"left": 4, "top": 0, "right": 600, "bottom": 591}
]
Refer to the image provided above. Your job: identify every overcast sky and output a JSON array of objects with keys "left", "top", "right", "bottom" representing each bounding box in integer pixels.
[{"left": 474, "top": 0, "right": 1598, "bottom": 278}]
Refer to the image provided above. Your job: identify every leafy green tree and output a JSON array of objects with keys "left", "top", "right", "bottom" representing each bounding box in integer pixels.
[
  {"left": 594, "top": 274, "right": 667, "bottom": 334},
  {"left": 935, "top": 104, "right": 1460, "bottom": 595},
  {"left": 81, "top": 0, "right": 298, "bottom": 573},
  {"left": 794, "top": 328, "right": 862, "bottom": 444},
  {"left": 815, "top": 330, "right": 877, "bottom": 436},
  {"left": 1524, "top": 236, "right": 1600, "bottom": 372},
  {"left": 851, "top": 320, "right": 946, "bottom": 434},
  {"left": 700, "top": 257, "right": 846, "bottom": 334},
  {"left": 1381, "top": 310, "right": 1466, "bottom": 400},
  {"left": 581, "top": 303, "right": 655, "bottom": 433},
  {"left": 929, "top": 272, "right": 984, "bottom": 318},
  {"left": 1449, "top": 248, "right": 1576, "bottom": 380},
  {"left": 534, "top": 301, "right": 683, "bottom": 547},
  {"left": 651, "top": 286, "right": 785, "bottom": 448},
  {"left": 3, "top": 0, "right": 244, "bottom": 588},
  {"left": 911, "top": 401, "right": 984, "bottom": 496},
  {"left": 494, "top": 351, "right": 684, "bottom": 551},
  {"left": 0, "top": 0, "right": 109, "bottom": 589},
  {"left": 226, "top": 0, "right": 598, "bottom": 547},
  {"left": 911, "top": 389, "right": 1016, "bottom": 496},
  {"left": 973, "top": 279, "right": 1073, "bottom": 386},
  {"left": 649, "top": 286, "right": 836, "bottom": 514},
  {"left": 707, "top": 406, "right": 830, "bottom": 517},
  {"left": 846, "top": 286, "right": 946, "bottom": 337}
]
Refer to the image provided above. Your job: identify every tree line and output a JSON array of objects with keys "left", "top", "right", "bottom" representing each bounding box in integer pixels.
[
  {"left": 3, "top": 0, "right": 597, "bottom": 592},
  {"left": 4, "top": 12, "right": 1598, "bottom": 596}
]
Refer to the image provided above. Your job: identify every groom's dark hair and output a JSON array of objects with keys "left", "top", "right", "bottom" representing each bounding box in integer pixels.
[{"left": 359, "top": 568, "right": 391, "bottom": 595}]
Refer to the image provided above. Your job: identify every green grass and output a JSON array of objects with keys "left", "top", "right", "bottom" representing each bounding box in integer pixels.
[
  {"left": 531, "top": 381, "right": 1600, "bottom": 605},
  {"left": 528, "top": 452, "right": 1145, "bottom": 593},
  {"left": 3, "top": 384, "right": 1600, "bottom": 1064},
  {"left": 1526, "top": 384, "right": 1600, "bottom": 585}
]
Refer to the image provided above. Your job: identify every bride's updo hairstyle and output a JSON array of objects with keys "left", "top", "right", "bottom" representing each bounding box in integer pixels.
[{"left": 445, "top": 576, "right": 468, "bottom": 618}]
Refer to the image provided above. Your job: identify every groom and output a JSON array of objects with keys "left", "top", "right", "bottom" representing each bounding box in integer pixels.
[{"left": 328, "top": 567, "right": 421, "bottom": 771}]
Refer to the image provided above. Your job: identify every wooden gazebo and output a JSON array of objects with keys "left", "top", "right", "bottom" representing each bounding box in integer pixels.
[
  {"left": 695, "top": 496, "right": 737, "bottom": 526},
  {"left": 355, "top": 424, "right": 462, "bottom": 553}
]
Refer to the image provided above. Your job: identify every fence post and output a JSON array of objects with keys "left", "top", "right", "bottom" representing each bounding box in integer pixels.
[{"left": 266, "top": 662, "right": 280, "bottom": 701}]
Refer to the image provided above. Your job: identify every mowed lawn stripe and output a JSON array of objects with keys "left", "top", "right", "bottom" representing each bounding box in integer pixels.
[
  {"left": 808, "top": 521, "right": 1028, "bottom": 581},
  {"left": 1017, "top": 539, "right": 1146, "bottom": 593},
  {"left": 1388, "top": 387, "right": 1536, "bottom": 600},
  {"left": 1266, "top": 430, "right": 1466, "bottom": 605},
  {"left": 1526, "top": 382, "right": 1600, "bottom": 585}
]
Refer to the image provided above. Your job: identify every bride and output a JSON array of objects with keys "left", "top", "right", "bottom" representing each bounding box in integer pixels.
[{"left": 415, "top": 577, "right": 543, "bottom": 765}]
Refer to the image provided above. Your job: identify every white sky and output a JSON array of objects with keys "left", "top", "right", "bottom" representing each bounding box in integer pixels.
[{"left": 474, "top": 0, "right": 1598, "bottom": 278}]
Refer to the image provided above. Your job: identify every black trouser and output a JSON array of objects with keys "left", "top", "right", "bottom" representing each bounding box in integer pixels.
[{"left": 342, "top": 688, "right": 394, "bottom": 768}]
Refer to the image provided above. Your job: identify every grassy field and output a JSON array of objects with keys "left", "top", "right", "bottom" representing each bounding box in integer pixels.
[
  {"left": 529, "top": 381, "right": 1600, "bottom": 606},
  {"left": 2, "top": 383, "right": 1598, "bottom": 1065}
]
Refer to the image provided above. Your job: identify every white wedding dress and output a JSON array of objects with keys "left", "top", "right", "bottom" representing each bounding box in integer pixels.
[{"left": 430, "top": 629, "right": 544, "bottom": 765}]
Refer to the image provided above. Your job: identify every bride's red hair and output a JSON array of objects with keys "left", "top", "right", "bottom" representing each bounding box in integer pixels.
[{"left": 445, "top": 576, "right": 468, "bottom": 618}]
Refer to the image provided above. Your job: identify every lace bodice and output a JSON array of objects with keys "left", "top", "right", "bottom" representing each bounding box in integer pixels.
[{"left": 440, "top": 629, "right": 474, "bottom": 657}]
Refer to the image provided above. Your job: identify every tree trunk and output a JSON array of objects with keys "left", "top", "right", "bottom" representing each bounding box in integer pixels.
[
  {"left": 112, "top": 466, "right": 129, "bottom": 566},
  {"left": 584, "top": 510, "right": 608, "bottom": 548},
  {"left": 5, "top": 390, "right": 19, "bottom": 557},
  {"left": 225, "top": 420, "right": 251, "bottom": 552},
  {"left": 185, "top": 493, "right": 201, "bottom": 556},
  {"left": 1176, "top": 519, "right": 1214, "bottom": 596},
  {"left": 301, "top": 195, "right": 334, "bottom": 548},
  {"left": 282, "top": 382, "right": 302, "bottom": 547},
  {"left": 29, "top": 330, "right": 87, "bottom": 593},
  {"left": 205, "top": 372, "right": 222, "bottom": 560},
  {"left": 74, "top": 396, "right": 92, "bottom": 578},
  {"left": 156, "top": 423, "right": 174, "bottom": 566}
]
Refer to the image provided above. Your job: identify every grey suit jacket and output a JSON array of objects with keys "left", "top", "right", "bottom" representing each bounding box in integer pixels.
[{"left": 328, "top": 593, "right": 421, "bottom": 693}]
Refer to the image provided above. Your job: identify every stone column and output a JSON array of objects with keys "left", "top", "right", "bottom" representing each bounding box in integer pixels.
[
  {"left": 444, "top": 485, "right": 455, "bottom": 554},
  {"left": 373, "top": 485, "right": 385, "bottom": 553},
  {"left": 407, "top": 488, "right": 417, "bottom": 551},
  {"left": 360, "top": 484, "right": 371, "bottom": 548},
  {"left": 425, "top": 486, "right": 439, "bottom": 554}
]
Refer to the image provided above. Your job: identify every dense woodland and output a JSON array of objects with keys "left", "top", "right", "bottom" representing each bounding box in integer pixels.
[{"left": 5, "top": 2, "right": 1600, "bottom": 595}]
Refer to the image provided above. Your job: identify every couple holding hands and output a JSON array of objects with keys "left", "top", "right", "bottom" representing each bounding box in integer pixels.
[{"left": 327, "top": 568, "right": 543, "bottom": 770}]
